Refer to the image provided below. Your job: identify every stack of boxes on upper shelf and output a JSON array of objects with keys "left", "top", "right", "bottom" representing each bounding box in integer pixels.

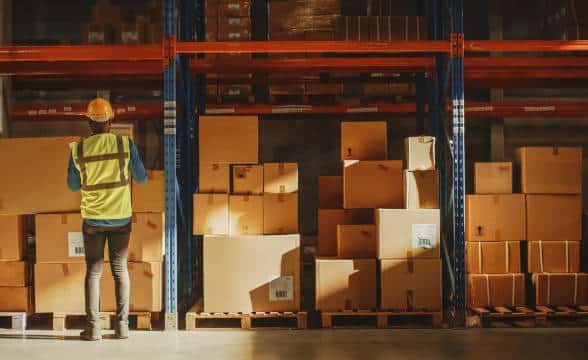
[
  {"left": 316, "top": 121, "right": 441, "bottom": 312},
  {"left": 194, "top": 116, "right": 301, "bottom": 313}
]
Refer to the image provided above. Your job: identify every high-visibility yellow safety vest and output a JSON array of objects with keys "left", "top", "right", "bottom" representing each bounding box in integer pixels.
[{"left": 71, "top": 133, "right": 132, "bottom": 220}]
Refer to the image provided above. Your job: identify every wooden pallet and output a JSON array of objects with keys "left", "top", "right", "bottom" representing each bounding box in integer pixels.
[
  {"left": 534, "top": 305, "right": 588, "bottom": 326},
  {"left": 0, "top": 312, "right": 27, "bottom": 331},
  {"left": 185, "top": 311, "right": 308, "bottom": 330},
  {"left": 320, "top": 310, "right": 443, "bottom": 329},
  {"left": 45, "top": 312, "right": 154, "bottom": 331},
  {"left": 468, "top": 305, "right": 588, "bottom": 328}
]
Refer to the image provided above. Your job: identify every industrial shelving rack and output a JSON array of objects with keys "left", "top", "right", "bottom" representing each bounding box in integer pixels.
[{"left": 2, "top": 0, "right": 588, "bottom": 329}]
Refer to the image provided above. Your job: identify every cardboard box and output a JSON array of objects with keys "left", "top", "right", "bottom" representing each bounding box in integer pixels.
[
  {"left": 318, "top": 176, "right": 343, "bottom": 209},
  {"left": 0, "top": 261, "right": 29, "bottom": 287},
  {"left": 376, "top": 209, "right": 440, "bottom": 259},
  {"left": 318, "top": 209, "right": 374, "bottom": 257},
  {"left": 218, "top": 17, "right": 251, "bottom": 40},
  {"left": 533, "top": 273, "right": 588, "bottom": 306},
  {"left": 199, "top": 162, "right": 230, "bottom": 193},
  {"left": 35, "top": 263, "right": 86, "bottom": 313},
  {"left": 340, "top": 121, "right": 387, "bottom": 161},
  {"left": 0, "top": 137, "right": 82, "bottom": 215},
  {"left": 466, "top": 242, "right": 521, "bottom": 274},
  {"left": 101, "top": 262, "right": 162, "bottom": 312},
  {"left": 404, "top": 170, "right": 439, "bottom": 209},
  {"left": 35, "top": 214, "right": 86, "bottom": 263},
  {"left": 263, "top": 194, "right": 298, "bottom": 235},
  {"left": 110, "top": 123, "right": 135, "bottom": 142},
  {"left": 229, "top": 195, "right": 263, "bottom": 235},
  {"left": 526, "top": 195, "right": 582, "bottom": 241},
  {"left": 233, "top": 165, "right": 263, "bottom": 195},
  {"left": 514, "top": 147, "right": 582, "bottom": 194},
  {"left": 199, "top": 116, "right": 258, "bottom": 164},
  {"left": 129, "top": 213, "right": 164, "bottom": 262},
  {"left": 337, "top": 225, "right": 376, "bottom": 258},
  {"left": 203, "top": 235, "right": 300, "bottom": 313},
  {"left": 263, "top": 163, "right": 298, "bottom": 194},
  {"left": 315, "top": 259, "right": 377, "bottom": 311},
  {"left": 405, "top": 136, "right": 436, "bottom": 171},
  {"left": 467, "top": 274, "right": 526, "bottom": 307},
  {"left": 528, "top": 241, "right": 581, "bottom": 273},
  {"left": 216, "top": 0, "right": 251, "bottom": 17},
  {"left": 343, "top": 160, "right": 403, "bottom": 209},
  {"left": 132, "top": 170, "right": 164, "bottom": 213},
  {"left": 0, "top": 287, "right": 31, "bottom": 312},
  {"left": 380, "top": 258, "right": 442, "bottom": 311},
  {"left": 193, "top": 193, "right": 229, "bottom": 235},
  {"left": 474, "top": 162, "right": 513, "bottom": 194},
  {"left": 466, "top": 194, "right": 526, "bottom": 242},
  {"left": 0, "top": 215, "right": 25, "bottom": 261}
]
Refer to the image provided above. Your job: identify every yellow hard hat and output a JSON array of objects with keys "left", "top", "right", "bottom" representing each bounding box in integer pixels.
[{"left": 86, "top": 98, "right": 114, "bottom": 122}]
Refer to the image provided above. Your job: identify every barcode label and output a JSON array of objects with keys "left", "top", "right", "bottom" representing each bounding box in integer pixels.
[
  {"left": 269, "top": 276, "right": 294, "bottom": 301},
  {"left": 412, "top": 224, "right": 437, "bottom": 249},
  {"left": 68, "top": 232, "right": 85, "bottom": 257}
]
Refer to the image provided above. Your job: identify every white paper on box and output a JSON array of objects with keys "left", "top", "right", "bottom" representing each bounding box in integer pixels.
[
  {"left": 411, "top": 224, "right": 437, "bottom": 249},
  {"left": 68, "top": 232, "right": 85, "bottom": 257},
  {"left": 269, "top": 276, "right": 294, "bottom": 301}
]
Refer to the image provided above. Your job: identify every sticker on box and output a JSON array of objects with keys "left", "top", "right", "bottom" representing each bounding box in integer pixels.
[
  {"left": 269, "top": 276, "right": 294, "bottom": 301},
  {"left": 412, "top": 224, "right": 437, "bottom": 249},
  {"left": 68, "top": 232, "right": 85, "bottom": 257}
]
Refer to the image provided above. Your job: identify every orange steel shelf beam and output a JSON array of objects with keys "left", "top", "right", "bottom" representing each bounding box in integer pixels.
[
  {"left": 0, "top": 61, "right": 163, "bottom": 76},
  {"left": 465, "top": 40, "right": 588, "bottom": 53},
  {"left": 0, "top": 45, "right": 163, "bottom": 62},
  {"left": 11, "top": 102, "right": 163, "bottom": 121}
]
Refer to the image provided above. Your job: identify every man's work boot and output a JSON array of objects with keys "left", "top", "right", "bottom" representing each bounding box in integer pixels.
[
  {"left": 80, "top": 328, "right": 102, "bottom": 341},
  {"left": 114, "top": 324, "right": 129, "bottom": 339}
]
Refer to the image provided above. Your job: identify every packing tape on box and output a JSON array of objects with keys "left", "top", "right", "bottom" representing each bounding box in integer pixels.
[
  {"left": 539, "top": 241, "right": 544, "bottom": 272},
  {"left": 485, "top": 274, "right": 490, "bottom": 306},
  {"left": 511, "top": 273, "right": 516, "bottom": 305},
  {"left": 61, "top": 264, "right": 70, "bottom": 276},
  {"left": 61, "top": 214, "right": 68, "bottom": 225},
  {"left": 565, "top": 241, "right": 569, "bottom": 273},
  {"left": 574, "top": 273, "right": 578, "bottom": 305},
  {"left": 279, "top": 185, "right": 286, "bottom": 193},
  {"left": 148, "top": 171, "right": 155, "bottom": 180},
  {"left": 207, "top": 193, "right": 215, "bottom": 205},
  {"left": 505, "top": 242, "right": 510, "bottom": 273},
  {"left": 477, "top": 242, "right": 482, "bottom": 273},
  {"left": 407, "top": 258, "right": 414, "bottom": 274},
  {"left": 147, "top": 220, "right": 157, "bottom": 230},
  {"left": 278, "top": 163, "right": 285, "bottom": 175},
  {"left": 406, "top": 289, "right": 414, "bottom": 311},
  {"left": 547, "top": 273, "right": 551, "bottom": 304}
]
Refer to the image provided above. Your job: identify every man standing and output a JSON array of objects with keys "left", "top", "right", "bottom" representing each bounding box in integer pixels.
[{"left": 67, "top": 98, "right": 147, "bottom": 341}]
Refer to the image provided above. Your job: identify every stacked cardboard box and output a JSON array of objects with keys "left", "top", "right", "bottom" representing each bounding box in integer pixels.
[
  {"left": 268, "top": 0, "right": 341, "bottom": 40},
  {"left": 0, "top": 216, "right": 31, "bottom": 312},
  {"left": 335, "top": 16, "right": 427, "bottom": 41}
]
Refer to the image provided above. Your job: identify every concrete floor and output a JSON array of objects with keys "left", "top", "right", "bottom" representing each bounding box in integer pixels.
[{"left": 1, "top": 328, "right": 588, "bottom": 360}]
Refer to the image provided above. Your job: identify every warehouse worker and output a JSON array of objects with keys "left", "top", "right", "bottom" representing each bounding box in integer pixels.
[{"left": 67, "top": 98, "right": 147, "bottom": 341}]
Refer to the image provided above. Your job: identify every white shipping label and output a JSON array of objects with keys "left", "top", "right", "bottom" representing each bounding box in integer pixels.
[
  {"left": 269, "top": 276, "right": 294, "bottom": 301},
  {"left": 68, "top": 232, "right": 85, "bottom": 257},
  {"left": 412, "top": 224, "right": 437, "bottom": 249}
]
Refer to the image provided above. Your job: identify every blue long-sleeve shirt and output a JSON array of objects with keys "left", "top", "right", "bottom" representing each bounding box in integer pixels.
[{"left": 67, "top": 138, "right": 147, "bottom": 227}]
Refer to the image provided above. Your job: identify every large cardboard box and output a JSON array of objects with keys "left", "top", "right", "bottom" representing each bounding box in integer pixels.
[
  {"left": 132, "top": 170, "right": 164, "bottom": 212},
  {"left": 193, "top": 193, "right": 229, "bottom": 235},
  {"left": 376, "top": 209, "right": 440, "bottom": 259},
  {"left": 337, "top": 225, "right": 376, "bottom": 258},
  {"left": 514, "top": 147, "right": 582, "bottom": 194},
  {"left": 0, "top": 287, "right": 31, "bottom": 312},
  {"left": 380, "top": 259, "right": 442, "bottom": 311},
  {"left": 466, "top": 242, "right": 521, "bottom": 274},
  {"left": 129, "top": 213, "right": 164, "bottom": 262},
  {"left": 199, "top": 116, "right": 258, "bottom": 164},
  {"left": 101, "top": 262, "right": 162, "bottom": 312},
  {"left": 315, "top": 259, "right": 377, "bottom": 311},
  {"left": 203, "top": 235, "right": 300, "bottom": 313},
  {"left": 36, "top": 214, "right": 85, "bottom": 263},
  {"left": 0, "top": 261, "right": 29, "bottom": 287},
  {"left": 318, "top": 176, "right": 343, "bottom": 208},
  {"left": 533, "top": 273, "right": 588, "bottom": 306},
  {"left": 528, "top": 241, "right": 581, "bottom": 273},
  {"left": 0, "top": 137, "right": 81, "bottom": 215},
  {"left": 199, "top": 162, "right": 230, "bottom": 193},
  {"left": 467, "top": 274, "right": 526, "bottom": 307},
  {"left": 466, "top": 194, "right": 526, "bottom": 242},
  {"left": 474, "top": 162, "right": 513, "bottom": 194},
  {"left": 233, "top": 165, "right": 263, "bottom": 195},
  {"left": 229, "top": 195, "right": 263, "bottom": 235},
  {"left": 263, "top": 163, "right": 298, "bottom": 194},
  {"left": 340, "top": 121, "right": 387, "bottom": 161},
  {"left": 35, "top": 263, "right": 86, "bottom": 313},
  {"left": 343, "top": 160, "right": 403, "bottom": 209},
  {"left": 263, "top": 194, "right": 298, "bottom": 235},
  {"left": 404, "top": 170, "right": 439, "bottom": 209},
  {"left": 318, "top": 209, "right": 374, "bottom": 257},
  {"left": 526, "top": 195, "right": 582, "bottom": 241},
  {"left": 0, "top": 215, "right": 25, "bottom": 261},
  {"left": 404, "top": 136, "right": 435, "bottom": 171}
]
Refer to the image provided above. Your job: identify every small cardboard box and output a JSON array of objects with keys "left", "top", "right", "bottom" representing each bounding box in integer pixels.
[
  {"left": 0, "top": 287, "right": 31, "bottom": 312},
  {"left": 466, "top": 194, "right": 526, "bottom": 242},
  {"left": 35, "top": 263, "right": 86, "bottom": 313},
  {"left": 343, "top": 160, "right": 403, "bottom": 209},
  {"left": 0, "top": 261, "right": 29, "bottom": 287},
  {"left": 318, "top": 176, "right": 343, "bottom": 209},
  {"left": 404, "top": 136, "right": 435, "bottom": 171},
  {"left": 113, "top": 22, "right": 146, "bottom": 44},
  {"left": 132, "top": 170, "right": 165, "bottom": 213},
  {"left": 376, "top": 209, "right": 440, "bottom": 259},
  {"left": 466, "top": 242, "right": 521, "bottom": 274},
  {"left": 233, "top": 165, "right": 263, "bottom": 195},
  {"left": 129, "top": 213, "right": 164, "bottom": 262},
  {"left": 404, "top": 170, "right": 439, "bottom": 209},
  {"left": 36, "top": 214, "right": 86, "bottom": 263},
  {"left": 229, "top": 195, "right": 263, "bottom": 235},
  {"left": 263, "top": 163, "right": 298, "bottom": 194},
  {"left": 527, "top": 241, "right": 581, "bottom": 273},
  {"left": 533, "top": 273, "right": 588, "bottom": 306},
  {"left": 317, "top": 209, "right": 374, "bottom": 257},
  {"left": 315, "top": 259, "right": 377, "bottom": 311},
  {"left": 101, "top": 262, "right": 162, "bottom": 312},
  {"left": 336, "top": 225, "right": 376, "bottom": 258},
  {"left": 0, "top": 215, "right": 25, "bottom": 261},
  {"left": 199, "top": 116, "right": 258, "bottom": 164},
  {"left": 474, "top": 162, "right": 513, "bottom": 194},
  {"left": 81, "top": 23, "right": 113, "bottom": 44},
  {"left": 380, "top": 258, "right": 442, "bottom": 311},
  {"left": 467, "top": 274, "right": 526, "bottom": 307},
  {"left": 263, "top": 194, "right": 298, "bottom": 235},
  {"left": 340, "top": 121, "right": 387, "bottom": 160},
  {"left": 526, "top": 195, "right": 582, "bottom": 241},
  {"left": 199, "top": 162, "right": 230, "bottom": 193},
  {"left": 193, "top": 193, "right": 229, "bottom": 235}
]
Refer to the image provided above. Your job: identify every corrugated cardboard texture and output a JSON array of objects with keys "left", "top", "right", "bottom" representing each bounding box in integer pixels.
[
  {"left": 380, "top": 259, "right": 442, "bottom": 311},
  {"left": 526, "top": 195, "right": 582, "bottom": 241},
  {"left": 514, "top": 147, "right": 582, "bottom": 194},
  {"left": 101, "top": 262, "right": 163, "bottom": 312},
  {"left": 533, "top": 273, "right": 588, "bottom": 306},
  {"left": 35, "top": 214, "right": 86, "bottom": 263},
  {"left": 199, "top": 116, "right": 259, "bottom": 164},
  {"left": 404, "top": 136, "right": 435, "bottom": 171},
  {"left": 318, "top": 176, "right": 343, "bottom": 209},
  {"left": 233, "top": 165, "right": 263, "bottom": 195},
  {"left": 343, "top": 160, "right": 403, "bottom": 209},
  {"left": 263, "top": 163, "right": 299, "bottom": 194},
  {"left": 203, "top": 235, "right": 301, "bottom": 313},
  {"left": 0, "top": 287, "right": 31, "bottom": 312},
  {"left": 35, "top": 263, "right": 86, "bottom": 313},
  {"left": 317, "top": 209, "right": 374, "bottom": 257},
  {"left": 474, "top": 162, "right": 513, "bottom": 194},
  {"left": 0, "top": 137, "right": 81, "bottom": 215},
  {"left": 199, "top": 162, "right": 230, "bottom": 193},
  {"left": 229, "top": 195, "right": 263, "bottom": 235},
  {"left": 376, "top": 209, "right": 440, "bottom": 259},
  {"left": 0, "top": 215, "right": 25, "bottom": 261},
  {"left": 467, "top": 274, "right": 526, "bottom": 307},
  {"left": 337, "top": 224, "right": 376, "bottom": 258},
  {"left": 0, "top": 261, "right": 29, "bottom": 287},
  {"left": 403, "top": 170, "right": 439, "bottom": 209},
  {"left": 129, "top": 213, "right": 165, "bottom": 262},
  {"left": 263, "top": 193, "right": 299, "bottom": 235},
  {"left": 340, "top": 121, "right": 387, "bottom": 160},
  {"left": 528, "top": 241, "right": 581, "bottom": 273},
  {"left": 466, "top": 194, "right": 526, "bottom": 241},
  {"left": 315, "top": 259, "right": 376, "bottom": 311},
  {"left": 193, "top": 194, "right": 229, "bottom": 235},
  {"left": 466, "top": 242, "right": 521, "bottom": 274},
  {"left": 132, "top": 170, "right": 164, "bottom": 212}
]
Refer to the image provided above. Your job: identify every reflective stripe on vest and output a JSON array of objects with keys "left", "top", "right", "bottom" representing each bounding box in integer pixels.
[{"left": 76, "top": 135, "right": 129, "bottom": 191}]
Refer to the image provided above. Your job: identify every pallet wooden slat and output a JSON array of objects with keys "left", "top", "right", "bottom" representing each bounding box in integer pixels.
[
  {"left": 0, "top": 312, "right": 27, "bottom": 331},
  {"left": 46, "top": 312, "right": 153, "bottom": 331},
  {"left": 320, "top": 310, "right": 442, "bottom": 329},
  {"left": 185, "top": 311, "right": 307, "bottom": 330},
  {"left": 469, "top": 305, "right": 588, "bottom": 328}
]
